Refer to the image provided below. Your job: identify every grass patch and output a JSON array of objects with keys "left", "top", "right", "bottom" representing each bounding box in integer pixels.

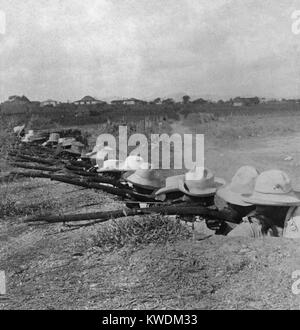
[
  {"left": 225, "top": 258, "right": 251, "bottom": 275},
  {"left": 0, "top": 180, "right": 61, "bottom": 219},
  {"left": 0, "top": 196, "right": 57, "bottom": 218},
  {"left": 92, "top": 215, "right": 192, "bottom": 251}
]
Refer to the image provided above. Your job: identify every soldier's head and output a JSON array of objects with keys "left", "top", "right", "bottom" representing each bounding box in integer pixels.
[
  {"left": 227, "top": 202, "right": 255, "bottom": 222},
  {"left": 241, "top": 169, "right": 300, "bottom": 224},
  {"left": 255, "top": 205, "right": 289, "bottom": 224}
]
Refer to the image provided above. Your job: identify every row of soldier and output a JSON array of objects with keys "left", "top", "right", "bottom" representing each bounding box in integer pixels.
[
  {"left": 88, "top": 149, "right": 300, "bottom": 239},
  {"left": 16, "top": 126, "right": 300, "bottom": 238}
]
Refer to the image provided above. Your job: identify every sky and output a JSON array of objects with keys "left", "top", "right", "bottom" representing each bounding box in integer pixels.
[{"left": 0, "top": 0, "right": 300, "bottom": 102}]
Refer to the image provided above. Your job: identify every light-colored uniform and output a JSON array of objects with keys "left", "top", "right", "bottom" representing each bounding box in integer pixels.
[
  {"left": 283, "top": 207, "right": 300, "bottom": 238},
  {"left": 228, "top": 207, "right": 300, "bottom": 239},
  {"left": 228, "top": 211, "right": 283, "bottom": 238}
]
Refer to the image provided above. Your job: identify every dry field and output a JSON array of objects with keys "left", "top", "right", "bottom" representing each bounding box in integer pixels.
[{"left": 1, "top": 110, "right": 300, "bottom": 309}]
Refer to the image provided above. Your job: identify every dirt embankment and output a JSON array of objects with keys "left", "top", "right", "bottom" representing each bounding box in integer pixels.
[{"left": 1, "top": 212, "right": 300, "bottom": 309}]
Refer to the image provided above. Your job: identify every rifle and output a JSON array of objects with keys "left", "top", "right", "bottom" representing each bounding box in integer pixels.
[{"left": 24, "top": 205, "right": 235, "bottom": 224}]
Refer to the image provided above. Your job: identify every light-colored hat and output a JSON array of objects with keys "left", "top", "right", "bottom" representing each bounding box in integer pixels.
[
  {"left": 88, "top": 145, "right": 99, "bottom": 154},
  {"left": 73, "top": 141, "right": 85, "bottom": 148},
  {"left": 217, "top": 166, "right": 259, "bottom": 206},
  {"left": 43, "top": 133, "right": 60, "bottom": 146},
  {"left": 60, "top": 138, "right": 76, "bottom": 147},
  {"left": 179, "top": 166, "right": 225, "bottom": 197},
  {"left": 65, "top": 147, "right": 82, "bottom": 155},
  {"left": 65, "top": 142, "right": 85, "bottom": 155},
  {"left": 85, "top": 146, "right": 113, "bottom": 158},
  {"left": 283, "top": 207, "right": 300, "bottom": 238},
  {"left": 21, "top": 130, "right": 35, "bottom": 142},
  {"left": 97, "top": 159, "right": 126, "bottom": 172},
  {"left": 122, "top": 155, "right": 146, "bottom": 170},
  {"left": 126, "top": 168, "right": 163, "bottom": 190},
  {"left": 155, "top": 174, "right": 185, "bottom": 196},
  {"left": 47, "top": 133, "right": 60, "bottom": 143},
  {"left": 242, "top": 170, "right": 300, "bottom": 206},
  {"left": 94, "top": 147, "right": 113, "bottom": 159},
  {"left": 85, "top": 145, "right": 99, "bottom": 157},
  {"left": 32, "top": 133, "right": 46, "bottom": 141},
  {"left": 13, "top": 124, "right": 25, "bottom": 135},
  {"left": 95, "top": 147, "right": 115, "bottom": 168}
]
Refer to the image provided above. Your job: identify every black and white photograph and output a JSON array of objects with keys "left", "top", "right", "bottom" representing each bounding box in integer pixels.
[{"left": 1, "top": 0, "right": 300, "bottom": 313}]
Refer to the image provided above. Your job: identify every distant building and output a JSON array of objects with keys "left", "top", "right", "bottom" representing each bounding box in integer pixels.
[
  {"left": 110, "top": 100, "right": 124, "bottom": 105},
  {"left": 260, "top": 98, "right": 267, "bottom": 104},
  {"left": 40, "top": 99, "right": 59, "bottom": 107},
  {"left": 7, "top": 95, "right": 30, "bottom": 103},
  {"left": 233, "top": 101, "right": 243, "bottom": 107},
  {"left": 260, "top": 98, "right": 279, "bottom": 104},
  {"left": 281, "top": 98, "right": 298, "bottom": 104},
  {"left": 111, "top": 98, "right": 147, "bottom": 105},
  {"left": 151, "top": 98, "right": 162, "bottom": 105},
  {"left": 31, "top": 101, "right": 41, "bottom": 107},
  {"left": 192, "top": 98, "right": 208, "bottom": 105},
  {"left": 232, "top": 97, "right": 260, "bottom": 106},
  {"left": 123, "top": 98, "right": 140, "bottom": 105},
  {"left": 74, "top": 96, "right": 106, "bottom": 105}
]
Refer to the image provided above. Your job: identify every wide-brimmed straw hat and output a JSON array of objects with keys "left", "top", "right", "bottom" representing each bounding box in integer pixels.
[
  {"left": 48, "top": 133, "right": 60, "bottom": 143},
  {"left": 22, "top": 130, "right": 45, "bottom": 142},
  {"left": 85, "top": 146, "right": 113, "bottom": 158},
  {"left": 155, "top": 174, "right": 185, "bottom": 196},
  {"left": 43, "top": 133, "right": 60, "bottom": 146},
  {"left": 94, "top": 147, "right": 114, "bottom": 162},
  {"left": 217, "top": 166, "right": 259, "bottom": 206},
  {"left": 13, "top": 124, "right": 25, "bottom": 135},
  {"left": 65, "top": 141, "right": 85, "bottom": 155},
  {"left": 242, "top": 170, "right": 300, "bottom": 206},
  {"left": 122, "top": 155, "right": 146, "bottom": 171},
  {"left": 21, "top": 130, "right": 35, "bottom": 142},
  {"left": 179, "top": 166, "right": 225, "bottom": 197},
  {"left": 85, "top": 146, "right": 98, "bottom": 157},
  {"left": 126, "top": 168, "right": 163, "bottom": 190},
  {"left": 97, "top": 159, "right": 126, "bottom": 172},
  {"left": 59, "top": 137, "right": 76, "bottom": 147}
]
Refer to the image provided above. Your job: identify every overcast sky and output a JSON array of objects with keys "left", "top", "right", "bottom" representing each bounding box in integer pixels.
[{"left": 0, "top": 0, "right": 300, "bottom": 102}]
